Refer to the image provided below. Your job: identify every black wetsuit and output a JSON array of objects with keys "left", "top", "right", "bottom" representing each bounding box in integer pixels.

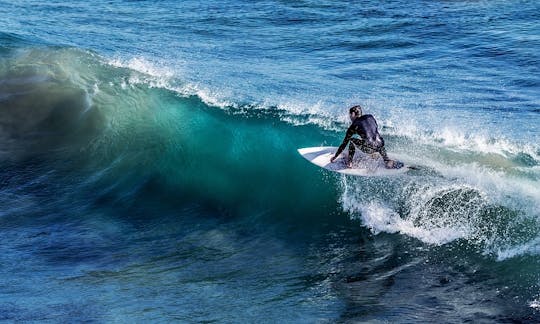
[{"left": 334, "top": 114, "right": 389, "bottom": 162}]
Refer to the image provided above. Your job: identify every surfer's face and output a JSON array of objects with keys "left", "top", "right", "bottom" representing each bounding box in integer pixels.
[{"left": 349, "top": 112, "right": 357, "bottom": 122}]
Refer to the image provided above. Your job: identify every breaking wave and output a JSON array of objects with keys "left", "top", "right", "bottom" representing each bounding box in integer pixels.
[{"left": 1, "top": 45, "right": 539, "bottom": 261}]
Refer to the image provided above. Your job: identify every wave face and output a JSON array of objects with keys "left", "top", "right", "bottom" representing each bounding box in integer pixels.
[
  {"left": 2, "top": 46, "right": 538, "bottom": 251},
  {"left": 0, "top": 0, "right": 539, "bottom": 321},
  {"left": 0, "top": 46, "right": 338, "bottom": 216}
]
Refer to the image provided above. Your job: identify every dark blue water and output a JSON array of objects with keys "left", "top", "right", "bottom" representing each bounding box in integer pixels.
[{"left": 1, "top": 0, "right": 539, "bottom": 322}]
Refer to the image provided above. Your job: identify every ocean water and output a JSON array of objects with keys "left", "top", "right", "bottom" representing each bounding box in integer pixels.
[{"left": 0, "top": 0, "right": 539, "bottom": 322}]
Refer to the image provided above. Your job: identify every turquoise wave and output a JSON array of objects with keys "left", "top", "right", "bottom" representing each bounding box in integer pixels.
[
  {"left": 1, "top": 44, "right": 539, "bottom": 261},
  {"left": 0, "top": 45, "right": 340, "bottom": 223}
]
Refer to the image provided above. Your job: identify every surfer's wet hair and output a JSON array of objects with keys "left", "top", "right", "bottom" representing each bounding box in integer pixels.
[{"left": 349, "top": 105, "right": 362, "bottom": 116}]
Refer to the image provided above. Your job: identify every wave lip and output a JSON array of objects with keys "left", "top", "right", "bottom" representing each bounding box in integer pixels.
[{"left": 105, "top": 56, "right": 349, "bottom": 130}]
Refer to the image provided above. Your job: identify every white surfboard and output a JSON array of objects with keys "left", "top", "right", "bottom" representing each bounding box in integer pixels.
[{"left": 298, "top": 146, "right": 410, "bottom": 176}]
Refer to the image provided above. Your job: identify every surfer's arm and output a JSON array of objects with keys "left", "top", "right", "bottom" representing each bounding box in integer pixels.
[{"left": 331, "top": 127, "right": 354, "bottom": 162}]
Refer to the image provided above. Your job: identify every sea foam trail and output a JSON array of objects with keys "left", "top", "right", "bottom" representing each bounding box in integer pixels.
[{"left": 340, "top": 163, "right": 540, "bottom": 260}]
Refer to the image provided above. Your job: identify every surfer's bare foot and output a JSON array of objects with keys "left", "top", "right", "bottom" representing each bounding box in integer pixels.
[
  {"left": 347, "top": 161, "right": 353, "bottom": 168},
  {"left": 385, "top": 160, "right": 395, "bottom": 169}
]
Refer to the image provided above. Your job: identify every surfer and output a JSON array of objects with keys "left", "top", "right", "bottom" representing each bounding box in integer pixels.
[{"left": 330, "top": 105, "right": 396, "bottom": 169}]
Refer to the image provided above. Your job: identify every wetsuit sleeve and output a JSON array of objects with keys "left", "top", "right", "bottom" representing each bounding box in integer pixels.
[{"left": 333, "top": 126, "right": 354, "bottom": 158}]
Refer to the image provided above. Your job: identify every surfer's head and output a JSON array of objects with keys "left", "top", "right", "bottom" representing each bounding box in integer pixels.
[{"left": 349, "top": 105, "right": 362, "bottom": 121}]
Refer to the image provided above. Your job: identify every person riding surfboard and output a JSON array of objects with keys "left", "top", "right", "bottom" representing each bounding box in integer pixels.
[{"left": 330, "top": 105, "right": 397, "bottom": 169}]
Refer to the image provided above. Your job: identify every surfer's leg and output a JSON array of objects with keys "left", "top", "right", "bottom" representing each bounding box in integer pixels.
[
  {"left": 352, "top": 139, "right": 396, "bottom": 169},
  {"left": 356, "top": 140, "right": 394, "bottom": 168},
  {"left": 377, "top": 146, "right": 396, "bottom": 168},
  {"left": 348, "top": 138, "right": 365, "bottom": 168},
  {"left": 348, "top": 141, "right": 357, "bottom": 159},
  {"left": 356, "top": 138, "right": 377, "bottom": 155},
  {"left": 347, "top": 141, "right": 357, "bottom": 168},
  {"left": 378, "top": 146, "right": 390, "bottom": 162}
]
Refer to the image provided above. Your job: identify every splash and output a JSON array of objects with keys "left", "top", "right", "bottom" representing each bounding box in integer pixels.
[
  {"left": 496, "top": 237, "right": 540, "bottom": 261},
  {"left": 340, "top": 167, "right": 540, "bottom": 260},
  {"left": 352, "top": 201, "right": 467, "bottom": 245}
]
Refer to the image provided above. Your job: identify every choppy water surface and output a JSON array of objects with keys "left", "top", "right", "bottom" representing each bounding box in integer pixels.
[{"left": 0, "top": 0, "right": 539, "bottom": 322}]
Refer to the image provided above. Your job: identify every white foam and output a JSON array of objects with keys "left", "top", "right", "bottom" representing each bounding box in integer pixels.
[
  {"left": 179, "top": 82, "right": 236, "bottom": 108},
  {"left": 107, "top": 56, "right": 241, "bottom": 108},
  {"left": 105, "top": 56, "right": 351, "bottom": 130},
  {"left": 348, "top": 201, "right": 466, "bottom": 245},
  {"left": 108, "top": 57, "right": 174, "bottom": 79},
  {"left": 340, "top": 178, "right": 475, "bottom": 246},
  {"left": 408, "top": 157, "right": 540, "bottom": 215},
  {"left": 340, "top": 155, "right": 540, "bottom": 259},
  {"left": 384, "top": 120, "right": 540, "bottom": 163},
  {"left": 495, "top": 237, "right": 540, "bottom": 261}
]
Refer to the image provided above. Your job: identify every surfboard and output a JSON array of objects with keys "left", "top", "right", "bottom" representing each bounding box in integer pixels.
[{"left": 298, "top": 146, "right": 410, "bottom": 176}]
